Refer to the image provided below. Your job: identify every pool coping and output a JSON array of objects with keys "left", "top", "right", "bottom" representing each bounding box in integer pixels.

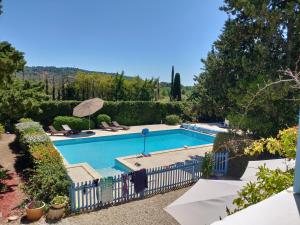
[
  {"left": 66, "top": 163, "right": 101, "bottom": 182},
  {"left": 115, "top": 143, "right": 213, "bottom": 171}
]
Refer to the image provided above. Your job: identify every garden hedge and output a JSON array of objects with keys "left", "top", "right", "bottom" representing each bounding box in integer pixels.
[
  {"left": 32, "top": 101, "right": 193, "bottom": 126},
  {"left": 15, "top": 121, "right": 70, "bottom": 203}
]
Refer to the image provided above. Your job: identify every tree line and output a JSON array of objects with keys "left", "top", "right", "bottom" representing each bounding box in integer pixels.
[
  {"left": 190, "top": 0, "right": 300, "bottom": 137},
  {"left": 44, "top": 72, "right": 161, "bottom": 101}
]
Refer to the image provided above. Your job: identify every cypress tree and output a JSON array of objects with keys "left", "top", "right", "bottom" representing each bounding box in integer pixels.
[
  {"left": 61, "top": 76, "right": 65, "bottom": 100},
  {"left": 173, "top": 73, "right": 181, "bottom": 101},
  {"left": 52, "top": 76, "right": 55, "bottom": 100},
  {"left": 45, "top": 74, "right": 49, "bottom": 95},
  {"left": 170, "top": 65, "right": 174, "bottom": 101}
]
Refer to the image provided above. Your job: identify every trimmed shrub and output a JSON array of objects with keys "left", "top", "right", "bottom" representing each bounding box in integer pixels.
[
  {"left": 53, "top": 116, "right": 95, "bottom": 130},
  {"left": 213, "top": 132, "right": 254, "bottom": 178},
  {"left": 96, "top": 114, "right": 111, "bottom": 126},
  {"left": 165, "top": 115, "right": 181, "bottom": 125}
]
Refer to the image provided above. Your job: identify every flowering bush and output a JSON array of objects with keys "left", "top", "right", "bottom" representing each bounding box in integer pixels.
[
  {"left": 20, "top": 132, "right": 50, "bottom": 147},
  {"left": 15, "top": 121, "right": 43, "bottom": 134},
  {"left": 15, "top": 121, "right": 70, "bottom": 203}
]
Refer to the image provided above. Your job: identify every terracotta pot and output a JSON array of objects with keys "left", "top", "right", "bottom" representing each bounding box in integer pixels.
[
  {"left": 25, "top": 201, "right": 45, "bottom": 221},
  {"left": 51, "top": 203, "right": 65, "bottom": 209}
]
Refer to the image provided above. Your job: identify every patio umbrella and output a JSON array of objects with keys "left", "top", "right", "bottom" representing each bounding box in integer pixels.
[
  {"left": 164, "top": 179, "right": 247, "bottom": 225},
  {"left": 73, "top": 98, "right": 104, "bottom": 129},
  {"left": 211, "top": 187, "right": 300, "bottom": 225}
]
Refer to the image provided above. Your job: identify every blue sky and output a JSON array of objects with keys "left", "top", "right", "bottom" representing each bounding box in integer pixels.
[{"left": 0, "top": 0, "right": 227, "bottom": 85}]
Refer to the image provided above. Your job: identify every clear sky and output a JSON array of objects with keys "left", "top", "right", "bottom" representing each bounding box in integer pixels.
[{"left": 0, "top": 0, "right": 227, "bottom": 85}]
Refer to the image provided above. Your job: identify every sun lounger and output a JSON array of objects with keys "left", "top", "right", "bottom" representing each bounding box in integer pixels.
[
  {"left": 111, "top": 121, "right": 129, "bottom": 130},
  {"left": 62, "top": 124, "right": 81, "bottom": 134},
  {"left": 100, "top": 122, "right": 118, "bottom": 132},
  {"left": 48, "top": 125, "right": 70, "bottom": 136}
]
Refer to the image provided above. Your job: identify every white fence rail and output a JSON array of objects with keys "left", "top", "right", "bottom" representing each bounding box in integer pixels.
[{"left": 69, "top": 152, "right": 228, "bottom": 212}]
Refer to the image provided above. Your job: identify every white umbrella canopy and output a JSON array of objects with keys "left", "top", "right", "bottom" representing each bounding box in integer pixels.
[
  {"left": 164, "top": 179, "right": 247, "bottom": 225},
  {"left": 211, "top": 188, "right": 300, "bottom": 225},
  {"left": 73, "top": 98, "right": 104, "bottom": 129}
]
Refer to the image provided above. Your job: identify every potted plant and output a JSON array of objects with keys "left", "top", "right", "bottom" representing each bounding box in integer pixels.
[
  {"left": 25, "top": 200, "right": 45, "bottom": 221},
  {"left": 47, "top": 196, "right": 68, "bottom": 220},
  {"left": 50, "top": 196, "right": 68, "bottom": 209}
]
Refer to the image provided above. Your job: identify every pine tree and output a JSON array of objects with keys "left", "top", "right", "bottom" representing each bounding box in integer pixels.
[
  {"left": 170, "top": 66, "right": 175, "bottom": 101},
  {"left": 173, "top": 73, "right": 181, "bottom": 101}
]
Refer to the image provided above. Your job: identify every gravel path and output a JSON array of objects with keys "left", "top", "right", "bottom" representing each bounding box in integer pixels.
[{"left": 28, "top": 187, "right": 190, "bottom": 225}]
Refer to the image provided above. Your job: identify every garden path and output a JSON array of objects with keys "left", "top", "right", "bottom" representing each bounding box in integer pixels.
[{"left": 0, "top": 134, "right": 25, "bottom": 223}]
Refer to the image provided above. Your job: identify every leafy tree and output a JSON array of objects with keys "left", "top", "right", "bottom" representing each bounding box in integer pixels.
[
  {"left": 0, "top": 79, "right": 49, "bottom": 125},
  {"left": 0, "top": 41, "right": 26, "bottom": 84},
  {"left": 173, "top": 73, "right": 181, "bottom": 101},
  {"left": 191, "top": 1, "right": 300, "bottom": 137}
]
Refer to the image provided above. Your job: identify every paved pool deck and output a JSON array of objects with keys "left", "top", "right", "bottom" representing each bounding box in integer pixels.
[
  {"left": 49, "top": 123, "right": 227, "bottom": 141},
  {"left": 116, "top": 144, "right": 213, "bottom": 171}
]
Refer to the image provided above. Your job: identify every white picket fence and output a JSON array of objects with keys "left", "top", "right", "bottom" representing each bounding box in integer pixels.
[{"left": 69, "top": 152, "right": 228, "bottom": 212}]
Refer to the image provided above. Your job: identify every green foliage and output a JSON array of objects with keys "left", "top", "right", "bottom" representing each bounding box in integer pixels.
[
  {"left": 53, "top": 116, "right": 95, "bottom": 130},
  {"left": 24, "top": 162, "right": 70, "bottom": 203},
  {"left": 99, "top": 101, "right": 190, "bottom": 126},
  {"left": 71, "top": 72, "right": 159, "bottom": 101},
  {"left": 51, "top": 195, "right": 68, "bottom": 206},
  {"left": 0, "top": 168, "right": 8, "bottom": 193},
  {"left": 96, "top": 114, "right": 111, "bottom": 125},
  {"left": 18, "top": 118, "right": 33, "bottom": 123},
  {"left": 213, "top": 132, "right": 254, "bottom": 178},
  {"left": 165, "top": 115, "right": 181, "bottom": 125},
  {"left": 173, "top": 73, "right": 181, "bottom": 101},
  {"left": 231, "top": 167, "right": 294, "bottom": 213},
  {"left": 201, "top": 152, "right": 214, "bottom": 178},
  {"left": 29, "top": 143, "right": 62, "bottom": 163},
  {"left": 0, "top": 123, "right": 4, "bottom": 138},
  {"left": 245, "top": 127, "right": 297, "bottom": 159},
  {"left": 191, "top": 1, "right": 300, "bottom": 137},
  {"left": 34, "top": 101, "right": 192, "bottom": 126},
  {"left": 32, "top": 100, "right": 79, "bottom": 126},
  {"left": 0, "top": 78, "right": 49, "bottom": 127},
  {"left": 0, "top": 41, "right": 26, "bottom": 85},
  {"left": 231, "top": 126, "right": 297, "bottom": 213},
  {"left": 16, "top": 121, "right": 70, "bottom": 203}
]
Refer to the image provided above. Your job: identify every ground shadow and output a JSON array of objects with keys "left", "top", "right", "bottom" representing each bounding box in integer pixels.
[{"left": 8, "top": 140, "right": 33, "bottom": 178}]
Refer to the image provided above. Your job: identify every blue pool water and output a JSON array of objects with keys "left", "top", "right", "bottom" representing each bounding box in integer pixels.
[{"left": 54, "top": 129, "right": 214, "bottom": 175}]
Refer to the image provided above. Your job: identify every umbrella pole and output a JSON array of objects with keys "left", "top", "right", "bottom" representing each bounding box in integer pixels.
[{"left": 89, "top": 114, "right": 91, "bottom": 130}]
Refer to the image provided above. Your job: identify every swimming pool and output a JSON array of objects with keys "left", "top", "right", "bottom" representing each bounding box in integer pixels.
[{"left": 53, "top": 129, "right": 214, "bottom": 176}]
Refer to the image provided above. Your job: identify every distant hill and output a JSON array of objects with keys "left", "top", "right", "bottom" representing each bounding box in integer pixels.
[{"left": 17, "top": 66, "right": 131, "bottom": 80}]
